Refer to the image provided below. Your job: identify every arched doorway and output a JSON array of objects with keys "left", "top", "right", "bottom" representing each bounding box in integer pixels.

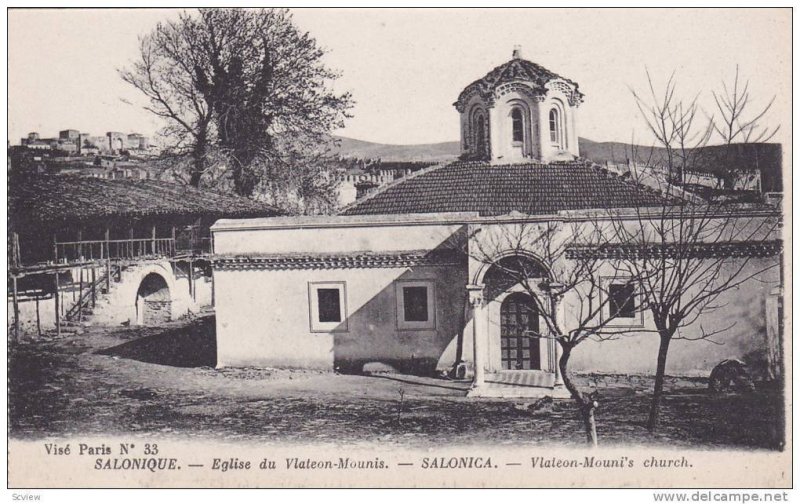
[
  {"left": 479, "top": 254, "right": 554, "bottom": 375},
  {"left": 136, "top": 273, "right": 171, "bottom": 325},
  {"left": 500, "top": 292, "right": 541, "bottom": 370}
]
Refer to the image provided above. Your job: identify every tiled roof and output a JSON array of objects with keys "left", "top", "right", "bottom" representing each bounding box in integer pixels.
[
  {"left": 456, "top": 57, "right": 584, "bottom": 108},
  {"left": 10, "top": 175, "right": 282, "bottom": 225},
  {"left": 476, "top": 58, "right": 579, "bottom": 93},
  {"left": 341, "top": 161, "right": 672, "bottom": 217}
]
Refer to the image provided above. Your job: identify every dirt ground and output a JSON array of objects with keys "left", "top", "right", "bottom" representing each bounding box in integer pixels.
[{"left": 8, "top": 314, "right": 785, "bottom": 449}]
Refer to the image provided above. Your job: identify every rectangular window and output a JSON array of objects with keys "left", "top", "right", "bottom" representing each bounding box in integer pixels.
[
  {"left": 308, "top": 282, "right": 347, "bottom": 332},
  {"left": 317, "top": 289, "right": 342, "bottom": 323},
  {"left": 511, "top": 109, "right": 524, "bottom": 143},
  {"left": 396, "top": 280, "right": 436, "bottom": 330},
  {"left": 403, "top": 286, "right": 429, "bottom": 322},
  {"left": 609, "top": 283, "right": 636, "bottom": 319},
  {"left": 600, "top": 276, "right": 643, "bottom": 327}
]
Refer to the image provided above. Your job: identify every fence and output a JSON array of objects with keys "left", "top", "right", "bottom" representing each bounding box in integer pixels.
[{"left": 55, "top": 238, "right": 177, "bottom": 263}]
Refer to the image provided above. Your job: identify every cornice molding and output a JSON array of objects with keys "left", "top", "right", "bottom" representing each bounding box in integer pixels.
[
  {"left": 212, "top": 250, "right": 467, "bottom": 271},
  {"left": 566, "top": 240, "right": 783, "bottom": 260}
]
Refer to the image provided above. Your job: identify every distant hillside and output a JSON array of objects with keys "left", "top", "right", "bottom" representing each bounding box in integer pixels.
[
  {"left": 578, "top": 138, "right": 647, "bottom": 164},
  {"left": 332, "top": 136, "right": 459, "bottom": 162},
  {"left": 332, "top": 136, "right": 782, "bottom": 192},
  {"left": 579, "top": 138, "right": 783, "bottom": 192},
  {"left": 332, "top": 136, "right": 636, "bottom": 163}
]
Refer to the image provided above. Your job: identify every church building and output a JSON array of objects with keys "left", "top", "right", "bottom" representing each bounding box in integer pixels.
[{"left": 210, "top": 50, "right": 782, "bottom": 397}]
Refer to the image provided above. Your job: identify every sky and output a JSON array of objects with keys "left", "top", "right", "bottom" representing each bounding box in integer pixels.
[{"left": 7, "top": 8, "right": 791, "bottom": 148}]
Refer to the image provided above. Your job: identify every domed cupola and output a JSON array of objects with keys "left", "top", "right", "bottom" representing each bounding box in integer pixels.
[{"left": 454, "top": 47, "right": 583, "bottom": 163}]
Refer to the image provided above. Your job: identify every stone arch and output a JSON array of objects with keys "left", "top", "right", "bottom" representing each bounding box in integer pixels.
[
  {"left": 473, "top": 250, "right": 551, "bottom": 292},
  {"left": 135, "top": 272, "right": 172, "bottom": 325}
]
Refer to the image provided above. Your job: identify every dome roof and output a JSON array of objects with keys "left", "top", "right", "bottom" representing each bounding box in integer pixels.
[{"left": 455, "top": 51, "right": 583, "bottom": 111}]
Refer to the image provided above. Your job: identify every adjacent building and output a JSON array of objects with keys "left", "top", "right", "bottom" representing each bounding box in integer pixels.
[{"left": 21, "top": 129, "right": 153, "bottom": 155}]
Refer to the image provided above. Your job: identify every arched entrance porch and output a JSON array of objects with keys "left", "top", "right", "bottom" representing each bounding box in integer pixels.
[{"left": 468, "top": 253, "right": 566, "bottom": 397}]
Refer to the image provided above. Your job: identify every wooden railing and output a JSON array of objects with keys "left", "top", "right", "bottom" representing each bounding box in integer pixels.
[
  {"left": 55, "top": 238, "right": 177, "bottom": 263},
  {"left": 175, "top": 237, "right": 213, "bottom": 255},
  {"left": 53, "top": 237, "right": 213, "bottom": 264},
  {"left": 64, "top": 267, "right": 114, "bottom": 322}
]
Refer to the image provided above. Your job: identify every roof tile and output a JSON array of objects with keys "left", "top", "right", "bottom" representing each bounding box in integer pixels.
[
  {"left": 342, "top": 161, "right": 670, "bottom": 217},
  {"left": 10, "top": 176, "right": 281, "bottom": 224}
]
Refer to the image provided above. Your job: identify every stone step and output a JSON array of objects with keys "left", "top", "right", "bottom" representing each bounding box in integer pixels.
[
  {"left": 469, "top": 371, "right": 569, "bottom": 398},
  {"left": 484, "top": 370, "right": 556, "bottom": 388},
  {"left": 44, "top": 327, "right": 80, "bottom": 335}
]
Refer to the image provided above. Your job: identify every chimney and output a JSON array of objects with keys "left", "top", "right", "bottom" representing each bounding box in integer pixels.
[{"left": 512, "top": 45, "right": 522, "bottom": 59}]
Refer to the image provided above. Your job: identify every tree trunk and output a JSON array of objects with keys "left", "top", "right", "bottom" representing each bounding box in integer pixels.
[
  {"left": 582, "top": 402, "right": 599, "bottom": 446},
  {"left": 558, "top": 344, "right": 598, "bottom": 447},
  {"left": 189, "top": 136, "right": 207, "bottom": 188},
  {"left": 647, "top": 333, "right": 672, "bottom": 431}
]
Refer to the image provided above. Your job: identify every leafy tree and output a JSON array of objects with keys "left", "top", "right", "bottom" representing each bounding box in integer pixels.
[{"left": 121, "top": 8, "right": 353, "bottom": 205}]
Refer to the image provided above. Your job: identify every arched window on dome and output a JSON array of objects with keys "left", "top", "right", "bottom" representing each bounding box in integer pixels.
[
  {"left": 549, "top": 108, "right": 562, "bottom": 148},
  {"left": 511, "top": 108, "right": 524, "bottom": 143},
  {"left": 472, "top": 109, "right": 488, "bottom": 159},
  {"left": 476, "top": 120, "right": 487, "bottom": 158}
]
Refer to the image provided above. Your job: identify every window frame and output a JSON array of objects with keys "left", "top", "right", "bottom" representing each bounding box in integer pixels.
[
  {"left": 511, "top": 107, "right": 524, "bottom": 144},
  {"left": 395, "top": 280, "right": 436, "bottom": 330},
  {"left": 549, "top": 107, "right": 561, "bottom": 147},
  {"left": 308, "top": 281, "right": 348, "bottom": 333},
  {"left": 473, "top": 112, "right": 487, "bottom": 156},
  {"left": 600, "top": 276, "right": 644, "bottom": 328},
  {"left": 608, "top": 283, "right": 637, "bottom": 319}
]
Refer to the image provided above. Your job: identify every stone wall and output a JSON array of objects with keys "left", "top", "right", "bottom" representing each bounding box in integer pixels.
[{"left": 143, "top": 300, "right": 172, "bottom": 326}]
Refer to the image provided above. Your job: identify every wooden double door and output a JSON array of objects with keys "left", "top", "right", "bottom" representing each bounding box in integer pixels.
[{"left": 500, "top": 292, "right": 541, "bottom": 370}]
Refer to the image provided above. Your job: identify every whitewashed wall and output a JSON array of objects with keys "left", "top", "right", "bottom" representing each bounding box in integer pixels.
[
  {"left": 213, "top": 212, "right": 781, "bottom": 377},
  {"left": 212, "top": 216, "right": 471, "bottom": 372}
]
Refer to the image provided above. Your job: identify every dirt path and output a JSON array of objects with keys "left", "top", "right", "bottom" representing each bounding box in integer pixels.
[{"left": 9, "top": 316, "right": 784, "bottom": 449}]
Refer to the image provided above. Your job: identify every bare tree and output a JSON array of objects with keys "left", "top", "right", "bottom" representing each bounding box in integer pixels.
[
  {"left": 606, "top": 204, "right": 780, "bottom": 431},
  {"left": 615, "top": 69, "right": 783, "bottom": 431},
  {"left": 711, "top": 65, "right": 780, "bottom": 190},
  {"left": 120, "top": 11, "right": 216, "bottom": 187},
  {"left": 467, "top": 218, "right": 643, "bottom": 446},
  {"left": 631, "top": 69, "right": 714, "bottom": 186}
]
